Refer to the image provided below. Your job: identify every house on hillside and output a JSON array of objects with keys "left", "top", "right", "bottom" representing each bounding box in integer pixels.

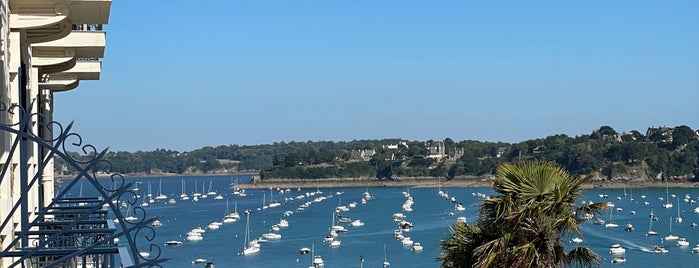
[
  {"left": 448, "top": 147, "right": 464, "bottom": 160},
  {"left": 383, "top": 141, "right": 408, "bottom": 149},
  {"left": 425, "top": 140, "right": 445, "bottom": 159},
  {"left": 350, "top": 149, "right": 375, "bottom": 161}
]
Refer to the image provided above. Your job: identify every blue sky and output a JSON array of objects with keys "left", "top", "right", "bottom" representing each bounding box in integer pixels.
[{"left": 53, "top": 1, "right": 699, "bottom": 152}]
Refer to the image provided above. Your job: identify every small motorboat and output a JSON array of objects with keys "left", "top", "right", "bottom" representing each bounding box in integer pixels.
[
  {"left": 611, "top": 257, "right": 626, "bottom": 263},
  {"left": 678, "top": 238, "right": 690, "bottom": 247},
  {"left": 412, "top": 242, "right": 423, "bottom": 251},
  {"left": 609, "top": 244, "right": 625, "bottom": 255},
  {"left": 650, "top": 245, "right": 668, "bottom": 254},
  {"left": 164, "top": 240, "right": 183, "bottom": 246},
  {"left": 299, "top": 247, "right": 311, "bottom": 254},
  {"left": 192, "top": 258, "right": 207, "bottom": 264}
]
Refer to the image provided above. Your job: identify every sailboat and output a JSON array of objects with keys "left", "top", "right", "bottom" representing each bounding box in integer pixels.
[
  {"left": 201, "top": 181, "right": 208, "bottom": 199},
  {"left": 665, "top": 216, "right": 679, "bottom": 241},
  {"left": 180, "top": 179, "right": 189, "bottom": 200},
  {"left": 155, "top": 179, "right": 168, "bottom": 200},
  {"left": 260, "top": 192, "right": 268, "bottom": 210},
  {"left": 147, "top": 181, "right": 155, "bottom": 203},
  {"left": 663, "top": 181, "right": 673, "bottom": 208},
  {"left": 140, "top": 191, "right": 149, "bottom": 207},
  {"left": 223, "top": 199, "right": 238, "bottom": 223},
  {"left": 242, "top": 212, "right": 260, "bottom": 255},
  {"left": 269, "top": 188, "right": 281, "bottom": 208},
  {"left": 647, "top": 209, "right": 657, "bottom": 236},
  {"left": 310, "top": 244, "right": 324, "bottom": 268},
  {"left": 383, "top": 244, "right": 390, "bottom": 267},
  {"left": 207, "top": 180, "right": 217, "bottom": 195},
  {"left": 605, "top": 208, "right": 619, "bottom": 228},
  {"left": 630, "top": 188, "right": 634, "bottom": 202},
  {"left": 192, "top": 180, "right": 201, "bottom": 197},
  {"left": 676, "top": 196, "right": 683, "bottom": 223}
]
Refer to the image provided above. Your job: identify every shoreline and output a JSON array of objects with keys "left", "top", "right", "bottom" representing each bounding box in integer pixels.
[
  {"left": 239, "top": 177, "right": 699, "bottom": 190},
  {"left": 57, "top": 173, "right": 699, "bottom": 190}
]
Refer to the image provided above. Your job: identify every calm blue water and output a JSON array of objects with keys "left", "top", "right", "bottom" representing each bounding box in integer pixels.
[{"left": 60, "top": 176, "right": 699, "bottom": 267}]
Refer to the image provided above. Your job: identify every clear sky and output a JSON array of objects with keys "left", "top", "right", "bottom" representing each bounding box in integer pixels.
[{"left": 53, "top": 1, "right": 699, "bottom": 152}]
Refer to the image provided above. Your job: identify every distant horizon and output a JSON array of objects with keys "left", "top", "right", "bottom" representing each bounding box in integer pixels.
[{"left": 101, "top": 123, "right": 695, "bottom": 153}]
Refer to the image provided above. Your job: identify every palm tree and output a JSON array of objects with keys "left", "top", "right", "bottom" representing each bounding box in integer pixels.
[{"left": 439, "top": 160, "right": 606, "bottom": 268}]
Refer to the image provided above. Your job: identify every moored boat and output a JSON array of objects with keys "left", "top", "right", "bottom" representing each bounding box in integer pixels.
[{"left": 609, "top": 244, "right": 625, "bottom": 255}]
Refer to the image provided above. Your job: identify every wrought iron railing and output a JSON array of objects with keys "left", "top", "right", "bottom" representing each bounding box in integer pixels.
[{"left": 0, "top": 100, "right": 168, "bottom": 267}]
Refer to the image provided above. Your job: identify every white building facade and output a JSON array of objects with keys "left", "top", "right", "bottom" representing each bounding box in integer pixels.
[{"left": 0, "top": 1, "right": 110, "bottom": 267}]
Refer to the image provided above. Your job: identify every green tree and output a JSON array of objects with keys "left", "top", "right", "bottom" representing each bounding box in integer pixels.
[{"left": 439, "top": 160, "right": 605, "bottom": 268}]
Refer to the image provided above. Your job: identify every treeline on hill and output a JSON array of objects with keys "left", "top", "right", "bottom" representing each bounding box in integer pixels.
[{"left": 55, "top": 126, "right": 699, "bottom": 181}]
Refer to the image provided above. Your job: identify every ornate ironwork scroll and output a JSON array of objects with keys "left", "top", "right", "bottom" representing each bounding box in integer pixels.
[{"left": 0, "top": 100, "right": 168, "bottom": 267}]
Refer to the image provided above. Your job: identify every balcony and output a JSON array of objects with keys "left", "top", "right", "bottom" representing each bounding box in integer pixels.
[{"left": 9, "top": 0, "right": 111, "bottom": 44}]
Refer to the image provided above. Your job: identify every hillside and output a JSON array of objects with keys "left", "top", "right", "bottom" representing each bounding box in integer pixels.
[{"left": 55, "top": 125, "right": 699, "bottom": 184}]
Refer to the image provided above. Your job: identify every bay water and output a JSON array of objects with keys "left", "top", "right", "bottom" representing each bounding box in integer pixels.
[{"left": 64, "top": 175, "right": 699, "bottom": 267}]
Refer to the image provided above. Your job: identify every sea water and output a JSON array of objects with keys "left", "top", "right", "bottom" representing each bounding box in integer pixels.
[{"left": 61, "top": 175, "right": 699, "bottom": 267}]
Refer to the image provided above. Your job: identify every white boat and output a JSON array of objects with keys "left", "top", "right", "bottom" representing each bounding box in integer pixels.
[
  {"left": 604, "top": 208, "right": 618, "bottom": 228},
  {"left": 624, "top": 223, "right": 634, "bottom": 232},
  {"left": 201, "top": 182, "right": 208, "bottom": 199},
  {"left": 180, "top": 179, "right": 189, "bottom": 200},
  {"left": 401, "top": 237, "right": 414, "bottom": 246},
  {"left": 164, "top": 240, "right": 182, "bottom": 246},
  {"left": 647, "top": 210, "right": 657, "bottom": 236},
  {"left": 313, "top": 255, "right": 324, "bottom": 268},
  {"left": 243, "top": 213, "right": 260, "bottom": 255},
  {"left": 207, "top": 222, "right": 221, "bottom": 230},
  {"left": 155, "top": 179, "right": 168, "bottom": 200},
  {"left": 139, "top": 251, "right": 150, "bottom": 258},
  {"left": 412, "top": 242, "right": 423, "bottom": 251},
  {"left": 383, "top": 244, "right": 390, "bottom": 268},
  {"left": 151, "top": 219, "right": 163, "bottom": 227},
  {"left": 678, "top": 238, "right": 690, "bottom": 247},
  {"left": 192, "top": 258, "right": 207, "bottom": 264},
  {"left": 663, "top": 181, "right": 673, "bottom": 208},
  {"left": 611, "top": 257, "right": 626, "bottom": 263},
  {"left": 278, "top": 219, "right": 289, "bottom": 228},
  {"left": 665, "top": 216, "right": 679, "bottom": 241},
  {"left": 167, "top": 198, "right": 176, "bottom": 205},
  {"left": 186, "top": 233, "right": 203, "bottom": 241},
  {"left": 692, "top": 244, "right": 699, "bottom": 253},
  {"left": 207, "top": 180, "right": 217, "bottom": 195},
  {"left": 223, "top": 200, "right": 239, "bottom": 223},
  {"left": 299, "top": 247, "right": 311, "bottom": 254},
  {"left": 676, "top": 196, "right": 683, "bottom": 223},
  {"left": 262, "top": 232, "right": 282, "bottom": 240},
  {"left": 350, "top": 220, "right": 365, "bottom": 227},
  {"left": 329, "top": 239, "right": 341, "bottom": 248},
  {"left": 609, "top": 244, "right": 625, "bottom": 255},
  {"left": 571, "top": 237, "right": 583, "bottom": 243},
  {"left": 192, "top": 180, "right": 201, "bottom": 197},
  {"left": 650, "top": 245, "right": 668, "bottom": 253}
]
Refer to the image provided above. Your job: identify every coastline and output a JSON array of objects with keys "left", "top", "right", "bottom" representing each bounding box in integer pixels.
[
  {"left": 239, "top": 177, "right": 699, "bottom": 190},
  {"left": 57, "top": 172, "right": 699, "bottom": 190}
]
